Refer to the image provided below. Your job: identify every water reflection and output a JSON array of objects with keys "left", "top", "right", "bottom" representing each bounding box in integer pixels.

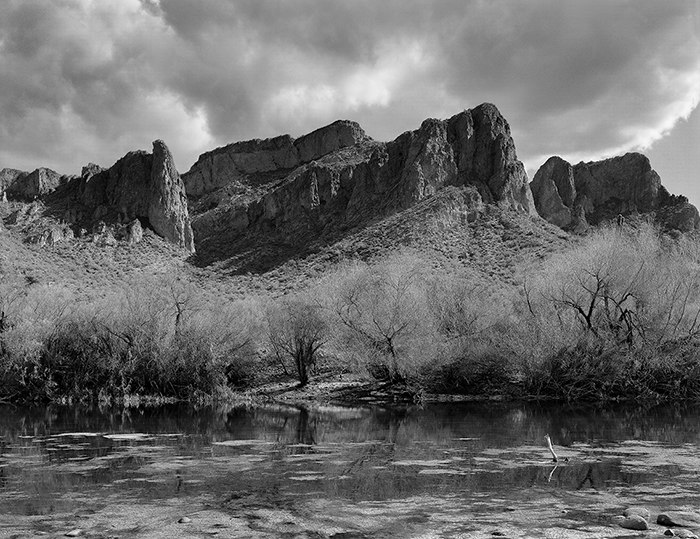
[{"left": 2, "top": 401, "right": 700, "bottom": 515}]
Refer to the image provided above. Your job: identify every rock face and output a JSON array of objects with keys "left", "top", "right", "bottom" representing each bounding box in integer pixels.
[
  {"left": 1, "top": 167, "right": 63, "bottom": 201},
  {"left": 530, "top": 157, "right": 576, "bottom": 229},
  {"left": 148, "top": 140, "right": 195, "bottom": 251},
  {"left": 1, "top": 141, "right": 194, "bottom": 252},
  {"left": 184, "top": 120, "right": 369, "bottom": 198},
  {"left": 1, "top": 169, "right": 23, "bottom": 201},
  {"left": 531, "top": 152, "right": 699, "bottom": 231},
  {"left": 79, "top": 140, "right": 195, "bottom": 252},
  {"left": 184, "top": 103, "right": 536, "bottom": 250}
]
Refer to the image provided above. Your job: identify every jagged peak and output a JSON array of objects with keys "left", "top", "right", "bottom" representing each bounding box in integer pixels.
[
  {"left": 294, "top": 119, "right": 369, "bottom": 142},
  {"left": 472, "top": 101, "right": 503, "bottom": 115}
]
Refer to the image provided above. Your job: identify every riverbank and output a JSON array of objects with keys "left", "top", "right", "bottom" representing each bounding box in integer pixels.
[
  {"left": 3, "top": 224, "right": 700, "bottom": 406},
  {"left": 6, "top": 487, "right": 697, "bottom": 539}
]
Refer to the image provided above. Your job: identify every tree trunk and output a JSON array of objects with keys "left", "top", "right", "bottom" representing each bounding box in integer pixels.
[{"left": 295, "top": 351, "right": 309, "bottom": 386}]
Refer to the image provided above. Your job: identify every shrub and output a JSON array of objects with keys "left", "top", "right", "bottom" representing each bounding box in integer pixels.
[
  {"left": 266, "top": 298, "right": 327, "bottom": 386},
  {"left": 323, "top": 253, "right": 439, "bottom": 385},
  {"left": 0, "top": 276, "right": 260, "bottom": 403},
  {"left": 524, "top": 224, "right": 700, "bottom": 350}
]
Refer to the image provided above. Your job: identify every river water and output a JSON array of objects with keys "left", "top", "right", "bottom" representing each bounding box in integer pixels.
[{"left": 2, "top": 402, "right": 700, "bottom": 537}]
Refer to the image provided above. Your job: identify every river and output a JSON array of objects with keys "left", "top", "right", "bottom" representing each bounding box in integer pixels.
[{"left": 2, "top": 401, "right": 700, "bottom": 538}]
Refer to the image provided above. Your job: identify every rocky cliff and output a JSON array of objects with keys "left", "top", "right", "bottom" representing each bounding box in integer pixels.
[
  {"left": 184, "top": 120, "right": 370, "bottom": 198},
  {"left": 2, "top": 141, "right": 195, "bottom": 252},
  {"left": 531, "top": 152, "right": 699, "bottom": 232},
  {"left": 4, "top": 103, "right": 696, "bottom": 269},
  {"left": 1, "top": 167, "right": 65, "bottom": 201},
  {"left": 183, "top": 102, "right": 536, "bottom": 261},
  {"left": 78, "top": 140, "right": 195, "bottom": 252}
]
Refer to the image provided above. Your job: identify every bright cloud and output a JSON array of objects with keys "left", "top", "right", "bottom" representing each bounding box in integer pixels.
[{"left": 267, "top": 39, "right": 431, "bottom": 124}]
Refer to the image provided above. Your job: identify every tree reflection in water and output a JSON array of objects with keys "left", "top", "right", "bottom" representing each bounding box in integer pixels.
[{"left": 1, "top": 401, "right": 700, "bottom": 514}]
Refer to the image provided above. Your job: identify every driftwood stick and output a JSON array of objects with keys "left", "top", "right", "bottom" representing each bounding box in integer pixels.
[{"left": 544, "top": 434, "right": 558, "bottom": 462}]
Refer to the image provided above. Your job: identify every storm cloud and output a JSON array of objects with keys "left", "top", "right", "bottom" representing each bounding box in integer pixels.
[{"left": 1, "top": 0, "right": 698, "bottom": 186}]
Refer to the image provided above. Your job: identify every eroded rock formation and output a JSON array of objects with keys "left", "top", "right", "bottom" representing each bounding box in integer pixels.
[
  {"left": 78, "top": 140, "right": 195, "bottom": 251},
  {"left": 148, "top": 140, "right": 195, "bottom": 252},
  {"left": 1, "top": 141, "right": 194, "bottom": 252},
  {"left": 184, "top": 120, "right": 370, "bottom": 198},
  {"left": 1, "top": 167, "right": 63, "bottom": 201},
  {"left": 184, "top": 103, "right": 536, "bottom": 249},
  {"left": 1, "top": 169, "right": 22, "bottom": 201},
  {"left": 530, "top": 157, "right": 576, "bottom": 229},
  {"left": 531, "top": 152, "right": 699, "bottom": 232}
]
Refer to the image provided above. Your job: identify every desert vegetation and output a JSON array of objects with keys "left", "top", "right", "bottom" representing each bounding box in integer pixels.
[
  {"left": 2, "top": 223, "right": 700, "bottom": 404},
  {"left": 0, "top": 274, "right": 260, "bottom": 403}
]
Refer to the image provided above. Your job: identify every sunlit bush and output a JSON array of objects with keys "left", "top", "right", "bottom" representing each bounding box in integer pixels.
[
  {"left": 524, "top": 224, "right": 700, "bottom": 349},
  {"left": 0, "top": 274, "right": 260, "bottom": 403},
  {"left": 321, "top": 252, "right": 440, "bottom": 385},
  {"left": 4, "top": 222, "right": 700, "bottom": 404},
  {"left": 519, "top": 223, "right": 700, "bottom": 400}
]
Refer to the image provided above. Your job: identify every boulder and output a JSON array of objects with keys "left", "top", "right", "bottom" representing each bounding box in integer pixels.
[
  {"left": 658, "top": 512, "right": 700, "bottom": 528},
  {"left": 665, "top": 529, "right": 700, "bottom": 538},
  {"left": 94, "top": 229, "right": 117, "bottom": 247},
  {"left": 623, "top": 507, "right": 650, "bottom": 521},
  {"left": 125, "top": 219, "right": 143, "bottom": 245},
  {"left": 611, "top": 515, "right": 649, "bottom": 530}
]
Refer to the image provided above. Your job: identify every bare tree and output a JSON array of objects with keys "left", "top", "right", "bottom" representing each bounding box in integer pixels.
[
  {"left": 530, "top": 224, "right": 700, "bottom": 348},
  {"left": 329, "top": 258, "right": 430, "bottom": 384},
  {"left": 552, "top": 263, "right": 646, "bottom": 345},
  {"left": 267, "top": 300, "right": 327, "bottom": 386},
  {"left": 164, "top": 275, "right": 197, "bottom": 335}
]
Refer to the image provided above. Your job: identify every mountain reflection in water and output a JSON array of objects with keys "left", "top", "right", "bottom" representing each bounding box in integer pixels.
[{"left": 1, "top": 402, "right": 700, "bottom": 515}]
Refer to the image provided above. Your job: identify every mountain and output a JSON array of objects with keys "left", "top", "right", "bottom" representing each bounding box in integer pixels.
[
  {"left": 0, "top": 103, "right": 697, "bottom": 294},
  {"left": 530, "top": 153, "right": 699, "bottom": 232},
  {"left": 183, "top": 102, "right": 537, "bottom": 270},
  {"left": 0, "top": 140, "right": 194, "bottom": 253}
]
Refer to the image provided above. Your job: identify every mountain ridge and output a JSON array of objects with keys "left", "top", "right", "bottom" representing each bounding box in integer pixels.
[
  {"left": 183, "top": 102, "right": 538, "bottom": 269},
  {"left": 0, "top": 102, "right": 697, "bottom": 295}
]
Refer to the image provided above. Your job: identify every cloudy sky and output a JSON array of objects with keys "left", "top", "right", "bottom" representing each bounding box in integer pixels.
[{"left": 1, "top": 0, "right": 698, "bottom": 204}]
